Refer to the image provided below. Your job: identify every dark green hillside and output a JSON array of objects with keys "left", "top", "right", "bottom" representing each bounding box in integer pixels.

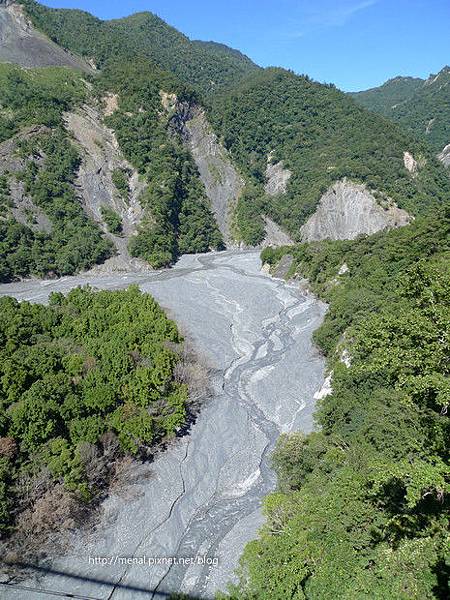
[
  {"left": 224, "top": 205, "right": 450, "bottom": 600},
  {"left": 0, "top": 64, "right": 85, "bottom": 141},
  {"left": 350, "top": 76, "right": 424, "bottom": 115},
  {"left": 209, "top": 68, "right": 450, "bottom": 243},
  {"left": 392, "top": 67, "right": 450, "bottom": 152},
  {"left": 0, "top": 286, "right": 191, "bottom": 535},
  {"left": 352, "top": 67, "right": 450, "bottom": 152},
  {"left": 192, "top": 39, "right": 257, "bottom": 68},
  {"left": 18, "top": 0, "right": 258, "bottom": 95}
]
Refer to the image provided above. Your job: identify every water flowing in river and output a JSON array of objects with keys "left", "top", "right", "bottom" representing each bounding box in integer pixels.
[{"left": 0, "top": 250, "right": 326, "bottom": 599}]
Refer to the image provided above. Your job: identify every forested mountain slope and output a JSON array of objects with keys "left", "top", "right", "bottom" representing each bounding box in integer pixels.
[
  {"left": 17, "top": 0, "right": 258, "bottom": 95},
  {"left": 209, "top": 68, "right": 450, "bottom": 244},
  {"left": 0, "top": 0, "right": 228, "bottom": 279},
  {"left": 350, "top": 75, "right": 424, "bottom": 115},
  {"left": 0, "top": 64, "right": 115, "bottom": 281},
  {"left": 1, "top": 0, "right": 449, "bottom": 270},
  {"left": 352, "top": 67, "right": 450, "bottom": 154},
  {"left": 0, "top": 62, "right": 224, "bottom": 280}
]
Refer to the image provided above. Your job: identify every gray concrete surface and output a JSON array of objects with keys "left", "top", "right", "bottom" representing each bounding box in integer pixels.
[{"left": 0, "top": 250, "right": 326, "bottom": 599}]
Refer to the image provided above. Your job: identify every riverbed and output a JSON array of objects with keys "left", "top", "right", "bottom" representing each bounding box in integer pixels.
[{"left": 0, "top": 250, "right": 326, "bottom": 599}]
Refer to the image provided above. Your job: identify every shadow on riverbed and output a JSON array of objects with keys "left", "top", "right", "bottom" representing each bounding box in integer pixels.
[{"left": 0, "top": 562, "right": 204, "bottom": 599}]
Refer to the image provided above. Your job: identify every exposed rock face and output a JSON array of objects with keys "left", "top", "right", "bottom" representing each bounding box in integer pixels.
[
  {"left": 300, "top": 180, "right": 411, "bottom": 242},
  {"left": 403, "top": 151, "right": 418, "bottom": 174},
  {"left": 314, "top": 373, "right": 333, "bottom": 400},
  {"left": 0, "top": 2, "right": 90, "bottom": 70},
  {"left": 102, "top": 93, "right": 119, "bottom": 117},
  {"left": 438, "top": 143, "right": 450, "bottom": 167},
  {"left": 65, "top": 104, "right": 147, "bottom": 269},
  {"left": 425, "top": 118, "right": 435, "bottom": 134},
  {"left": 172, "top": 104, "right": 244, "bottom": 246},
  {"left": 0, "top": 126, "right": 52, "bottom": 233},
  {"left": 262, "top": 216, "right": 293, "bottom": 248},
  {"left": 159, "top": 90, "right": 177, "bottom": 113},
  {"left": 264, "top": 158, "right": 292, "bottom": 196},
  {"left": 338, "top": 263, "right": 349, "bottom": 275},
  {"left": 271, "top": 253, "right": 294, "bottom": 279}
]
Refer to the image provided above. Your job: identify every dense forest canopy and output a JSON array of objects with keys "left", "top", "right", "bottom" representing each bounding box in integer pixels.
[
  {"left": 17, "top": 0, "right": 258, "bottom": 95},
  {"left": 224, "top": 207, "right": 450, "bottom": 599},
  {"left": 351, "top": 67, "right": 450, "bottom": 153},
  {"left": 0, "top": 286, "right": 190, "bottom": 535},
  {"left": 208, "top": 67, "right": 450, "bottom": 244},
  {"left": 350, "top": 76, "right": 424, "bottom": 115}
]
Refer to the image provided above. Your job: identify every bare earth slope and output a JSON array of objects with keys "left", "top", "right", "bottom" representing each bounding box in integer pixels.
[
  {"left": 0, "top": 250, "right": 326, "bottom": 599},
  {"left": 184, "top": 108, "right": 245, "bottom": 246},
  {"left": 0, "top": 1, "right": 89, "bottom": 70},
  {"left": 300, "top": 180, "right": 412, "bottom": 242},
  {"left": 65, "top": 104, "right": 148, "bottom": 271}
]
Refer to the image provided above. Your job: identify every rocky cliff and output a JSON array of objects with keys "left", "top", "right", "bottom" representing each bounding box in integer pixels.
[
  {"left": 0, "top": 1, "right": 89, "bottom": 69},
  {"left": 300, "top": 180, "right": 411, "bottom": 242},
  {"left": 172, "top": 104, "right": 244, "bottom": 246},
  {"left": 65, "top": 103, "right": 147, "bottom": 270},
  {"left": 0, "top": 125, "right": 52, "bottom": 232},
  {"left": 438, "top": 143, "right": 450, "bottom": 167},
  {"left": 264, "top": 157, "right": 292, "bottom": 196}
]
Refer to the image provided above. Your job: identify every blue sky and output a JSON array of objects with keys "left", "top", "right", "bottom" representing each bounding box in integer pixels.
[{"left": 41, "top": 0, "right": 450, "bottom": 91}]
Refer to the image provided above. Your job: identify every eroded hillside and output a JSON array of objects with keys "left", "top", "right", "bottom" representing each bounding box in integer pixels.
[
  {"left": 0, "top": 0, "right": 89, "bottom": 69},
  {"left": 208, "top": 68, "right": 450, "bottom": 244}
]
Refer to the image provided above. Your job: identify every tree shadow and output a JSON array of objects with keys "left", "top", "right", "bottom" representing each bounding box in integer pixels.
[{"left": 0, "top": 561, "right": 204, "bottom": 599}]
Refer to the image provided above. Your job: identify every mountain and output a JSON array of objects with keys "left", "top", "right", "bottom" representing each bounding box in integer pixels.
[
  {"left": 18, "top": 0, "right": 259, "bottom": 94},
  {"left": 208, "top": 68, "right": 450, "bottom": 244},
  {"left": 1, "top": 0, "right": 449, "bottom": 281},
  {"left": 0, "top": 0, "right": 89, "bottom": 69},
  {"left": 351, "top": 67, "right": 450, "bottom": 155},
  {"left": 350, "top": 76, "right": 424, "bottom": 115}
]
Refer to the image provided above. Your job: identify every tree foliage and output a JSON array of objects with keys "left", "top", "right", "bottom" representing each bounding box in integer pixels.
[
  {"left": 209, "top": 68, "right": 450, "bottom": 243},
  {"left": 100, "top": 205, "right": 122, "bottom": 235},
  {"left": 351, "top": 67, "right": 450, "bottom": 152},
  {"left": 234, "top": 207, "right": 450, "bottom": 599},
  {"left": 0, "top": 286, "right": 189, "bottom": 534},
  {"left": 19, "top": 0, "right": 258, "bottom": 96}
]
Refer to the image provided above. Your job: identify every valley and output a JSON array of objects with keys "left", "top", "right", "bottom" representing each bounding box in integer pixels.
[
  {"left": 0, "top": 250, "right": 326, "bottom": 599},
  {"left": 0, "top": 1, "right": 448, "bottom": 598}
]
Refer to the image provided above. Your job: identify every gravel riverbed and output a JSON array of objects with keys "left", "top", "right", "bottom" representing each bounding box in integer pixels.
[{"left": 0, "top": 250, "right": 326, "bottom": 599}]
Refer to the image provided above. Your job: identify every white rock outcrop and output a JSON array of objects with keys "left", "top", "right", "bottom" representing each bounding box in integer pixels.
[
  {"left": 183, "top": 108, "right": 244, "bottom": 246},
  {"left": 264, "top": 157, "right": 292, "bottom": 196},
  {"left": 300, "top": 180, "right": 411, "bottom": 242},
  {"left": 403, "top": 151, "right": 418, "bottom": 174},
  {"left": 65, "top": 105, "right": 147, "bottom": 270},
  {"left": 438, "top": 144, "right": 450, "bottom": 167},
  {"left": 262, "top": 216, "right": 293, "bottom": 248}
]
